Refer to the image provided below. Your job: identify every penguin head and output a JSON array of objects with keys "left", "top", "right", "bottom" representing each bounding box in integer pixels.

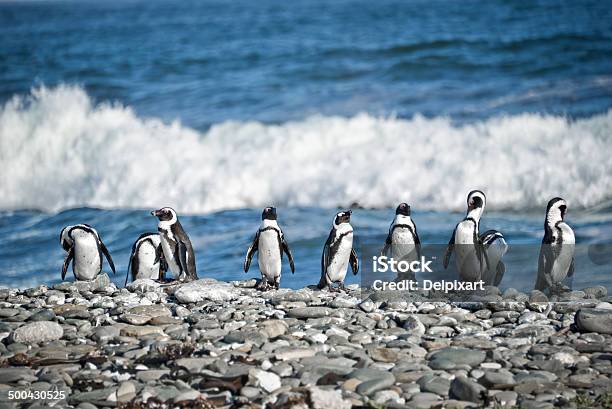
[
  {"left": 151, "top": 207, "right": 177, "bottom": 222},
  {"left": 334, "top": 210, "right": 352, "bottom": 226},
  {"left": 396, "top": 203, "right": 411, "bottom": 216},
  {"left": 262, "top": 207, "right": 277, "bottom": 220},
  {"left": 466, "top": 190, "right": 486, "bottom": 213},
  {"left": 546, "top": 197, "right": 567, "bottom": 223},
  {"left": 70, "top": 225, "right": 96, "bottom": 240},
  {"left": 59, "top": 225, "right": 73, "bottom": 251}
]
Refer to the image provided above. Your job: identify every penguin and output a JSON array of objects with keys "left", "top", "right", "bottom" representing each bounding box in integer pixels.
[
  {"left": 318, "top": 210, "right": 359, "bottom": 292},
  {"left": 244, "top": 207, "right": 295, "bottom": 290},
  {"left": 535, "top": 197, "right": 575, "bottom": 294},
  {"left": 60, "top": 224, "right": 116, "bottom": 281},
  {"left": 151, "top": 207, "right": 197, "bottom": 282},
  {"left": 381, "top": 203, "right": 421, "bottom": 281},
  {"left": 125, "top": 233, "right": 168, "bottom": 286},
  {"left": 443, "top": 190, "right": 507, "bottom": 284}
]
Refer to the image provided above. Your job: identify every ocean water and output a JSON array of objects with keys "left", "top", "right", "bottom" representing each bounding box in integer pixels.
[{"left": 0, "top": 0, "right": 611, "bottom": 290}]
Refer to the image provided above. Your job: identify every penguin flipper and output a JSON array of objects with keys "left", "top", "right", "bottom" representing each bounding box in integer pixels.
[
  {"left": 244, "top": 231, "right": 260, "bottom": 273},
  {"left": 100, "top": 240, "right": 116, "bottom": 275},
  {"left": 381, "top": 230, "right": 392, "bottom": 257},
  {"left": 494, "top": 261, "right": 505, "bottom": 287},
  {"left": 125, "top": 253, "right": 134, "bottom": 287},
  {"left": 473, "top": 227, "right": 490, "bottom": 275},
  {"left": 319, "top": 229, "right": 334, "bottom": 288},
  {"left": 62, "top": 247, "right": 74, "bottom": 281},
  {"left": 413, "top": 225, "right": 422, "bottom": 260},
  {"left": 567, "top": 257, "right": 575, "bottom": 279},
  {"left": 536, "top": 243, "right": 554, "bottom": 291},
  {"left": 350, "top": 248, "right": 359, "bottom": 275},
  {"left": 443, "top": 228, "right": 456, "bottom": 269},
  {"left": 177, "top": 241, "right": 190, "bottom": 280},
  {"left": 281, "top": 236, "right": 295, "bottom": 274}
]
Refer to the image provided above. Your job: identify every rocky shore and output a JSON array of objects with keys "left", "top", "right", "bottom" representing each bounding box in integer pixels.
[{"left": 1, "top": 275, "right": 612, "bottom": 408}]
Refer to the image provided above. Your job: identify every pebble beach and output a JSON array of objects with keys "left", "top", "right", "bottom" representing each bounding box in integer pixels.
[{"left": 1, "top": 276, "right": 612, "bottom": 408}]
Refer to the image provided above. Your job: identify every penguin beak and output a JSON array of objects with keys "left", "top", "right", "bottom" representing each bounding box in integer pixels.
[{"left": 151, "top": 210, "right": 159, "bottom": 217}]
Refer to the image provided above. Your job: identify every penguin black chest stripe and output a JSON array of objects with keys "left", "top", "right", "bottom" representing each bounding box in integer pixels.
[
  {"left": 390, "top": 223, "right": 416, "bottom": 238},
  {"left": 259, "top": 226, "right": 283, "bottom": 257},
  {"left": 329, "top": 231, "right": 352, "bottom": 260},
  {"left": 158, "top": 226, "right": 177, "bottom": 246}
]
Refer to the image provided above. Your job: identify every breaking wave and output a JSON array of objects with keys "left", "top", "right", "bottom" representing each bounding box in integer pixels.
[{"left": 1, "top": 85, "right": 611, "bottom": 213}]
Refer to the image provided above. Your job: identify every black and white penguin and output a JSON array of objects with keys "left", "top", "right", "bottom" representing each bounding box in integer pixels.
[
  {"left": 535, "top": 197, "right": 575, "bottom": 294},
  {"left": 443, "top": 190, "right": 507, "bottom": 284},
  {"left": 125, "top": 233, "right": 168, "bottom": 286},
  {"left": 244, "top": 207, "right": 295, "bottom": 290},
  {"left": 151, "top": 207, "right": 198, "bottom": 282},
  {"left": 381, "top": 203, "right": 421, "bottom": 280},
  {"left": 60, "top": 224, "right": 116, "bottom": 281},
  {"left": 318, "top": 210, "right": 359, "bottom": 292}
]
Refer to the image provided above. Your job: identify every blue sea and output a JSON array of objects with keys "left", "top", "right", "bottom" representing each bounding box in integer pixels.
[{"left": 0, "top": 0, "right": 611, "bottom": 290}]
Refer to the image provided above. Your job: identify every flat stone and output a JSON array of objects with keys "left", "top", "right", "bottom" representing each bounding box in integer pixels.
[
  {"left": 248, "top": 369, "right": 281, "bottom": 393},
  {"left": 28, "top": 309, "right": 56, "bottom": 321},
  {"left": 12, "top": 321, "right": 63, "bottom": 344},
  {"left": 417, "top": 373, "right": 451, "bottom": 396},
  {"left": 584, "top": 286, "right": 607, "bottom": 299},
  {"left": 287, "top": 307, "right": 334, "bottom": 319},
  {"left": 174, "top": 279, "right": 239, "bottom": 303},
  {"left": 351, "top": 368, "right": 395, "bottom": 395},
  {"left": 0, "top": 308, "right": 19, "bottom": 318},
  {"left": 136, "top": 369, "right": 170, "bottom": 382},
  {"left": 174, "top": 390, "right": 201, "bottom": 402},
  {"left": 275, "top": 348, "right": 316, "bottom": 361},
  {"left": 174, "top": 357, "right": 217, "bottom": 373},
  {"left": 493, "top": 391, "right": 518, "bottom": 406},
  {"left": 480, "top": 370, "right": 516, "bottom": 388},
  {"left": 121, "top": 304, "right": 172, "bottom": 325},
  {"left": 93, "top": 326, "right": 120, "bottom": 342},
  {"left": 409, "top": 392, "right": 443, "bottom": 407},
  {"left": 67, "top": 273, "right": 111, "bottom": 293},
  {"left": 300, "top": 356, "right": 357, "bottom": 376},
  {"left": 309, "top": 386, "right": 351, "bottom": 409},
  {"left": 450, "top": 376, "right": 486, "bottom": 403},
  {"left": 127, "top": 279, "right": 160, "bottom": 293},
  {"left": 0, "top": 368, "right": 37, "bottom": 383},
  {"left": 428, "top": 347, "right": 486, "bottom": 368},
  {"left": 70, "top": 388, "right": 117, "bottom": 405},
  {"left": 116, "top": 381, "right": 136, "bottom": 402},
  {"left": 575, "top": 308, "right": 612, "bottom": 334},
  {"left": 259, "top": 320, "right": 288, "bottom": 338},
  {"left": 240, "top": 386, "right": 260, "bottom": 399},
  {"left": 403, "top": 315, "right": 426, "bottom": 335},
  {"left": 119, "top": 325, "right": 164, "bottom": 337},
  {"left": 368, "top": 347, "right": 399, "bottom": 363}
]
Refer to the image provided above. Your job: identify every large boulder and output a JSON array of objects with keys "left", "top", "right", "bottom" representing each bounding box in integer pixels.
[{"left": 174, "top": 279, "right": 239, "bottom": 303}]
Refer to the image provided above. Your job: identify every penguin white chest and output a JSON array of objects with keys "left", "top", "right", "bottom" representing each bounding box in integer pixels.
[
  {"left": 258, "top": 230, "right": 282, "bottom": 279},
  {"left": 72, "top": 234, "right": 101, "bottom": 280},
  {"left": 159, "top": 230, "right": 180, "bottom": 277},
  {"left": 137, "top": 241, "right": 160, "bottom": 279},
  {"left": 551, "top": 224, "right": 575, "bottom": 282},
  {"left": 454, "top": 221, "right": 483, "bottom": 281},
  {"left": 391, "top": 227, "right": 417, "bottom": 261},
  {"left": 327, "top": 232, "right": 353, "bottom": 283}
]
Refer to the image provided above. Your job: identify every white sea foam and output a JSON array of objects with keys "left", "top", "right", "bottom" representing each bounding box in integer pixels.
[{"left": 1, "top": 85, "right": 611, "bottom": 213}]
